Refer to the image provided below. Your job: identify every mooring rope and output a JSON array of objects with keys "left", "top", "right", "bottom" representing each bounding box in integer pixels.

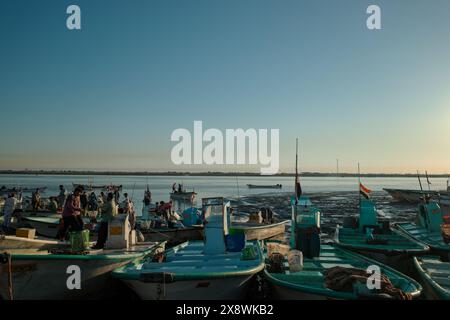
[{"left": 7, "top": 253, "right": 13, "bottom": 300}]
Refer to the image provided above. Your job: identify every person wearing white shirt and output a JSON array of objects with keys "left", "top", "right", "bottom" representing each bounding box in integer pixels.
[{"left": 2, "top": 192, "right": 22, "bottom": 229}]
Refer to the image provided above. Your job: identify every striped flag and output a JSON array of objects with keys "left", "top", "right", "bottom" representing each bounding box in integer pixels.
[{"left": 360, "top": 183, "right": 371, "bottom": 199}]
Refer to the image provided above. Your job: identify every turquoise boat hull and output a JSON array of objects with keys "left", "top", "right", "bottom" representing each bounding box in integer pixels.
[
  {"left": 413, "top": 256, "right": 450, "bottom": 300},
  {"left": 335, "top": 226, "right": 430, "bottom": 273},
  {"left": 264, "top": 244, "right": 422, "bottom": 300},
  {"left": 112, "top": 240, "right": 265, "bottom": 300},
  {"left": 0, "top": 243, "right": 162, "bottom": 300},
  {"left": 396, "top": 222, "right": 450, "bottom": 260}
]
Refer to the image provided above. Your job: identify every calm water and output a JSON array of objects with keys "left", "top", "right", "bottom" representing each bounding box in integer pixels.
[{"left": 0, "top": 174, "right": 448, "bottom": 213}]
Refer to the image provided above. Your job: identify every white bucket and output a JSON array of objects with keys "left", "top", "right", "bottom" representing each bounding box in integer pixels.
[{"left": 288, "top": 250, "right": 303, "bottom": 272}]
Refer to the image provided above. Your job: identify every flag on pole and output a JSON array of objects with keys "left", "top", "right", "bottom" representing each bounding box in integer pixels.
[{"left": 359, "top": 183, "right": 371, "bottom": 199}]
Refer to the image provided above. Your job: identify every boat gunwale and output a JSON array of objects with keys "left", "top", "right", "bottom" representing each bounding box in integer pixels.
[
  {"left": 395, "top": 222, "right": 450, "bottom": 252},
  {"left": 111, "top": 240, "right": 265, "bottom": 281},
  {"left": 230, "top": 220, "right": 289, "bottom": 231},
  {"left": 6, "top": 243, "right": 163, "bottom": 261},
  {"left": 413, "top": 256, "right": 450, "bottom": 300}
]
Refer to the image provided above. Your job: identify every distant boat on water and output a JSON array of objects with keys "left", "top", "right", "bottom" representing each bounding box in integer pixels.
[
  {"left": 247, "top": 184, "right": 282, "bottom": 189},
  {"left": 72, "top": 183, "right": 122, "bottom": 191},
  {"left": 384, "top": 188, "right": 450, "bottom": 209}
]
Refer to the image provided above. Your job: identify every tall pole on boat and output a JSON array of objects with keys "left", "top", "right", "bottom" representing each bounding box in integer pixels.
[
  {"left": 295, "top": 138, "right": 299, "bottom": 205},
  {"left": 235, "top": 175, "right": 240, "bottom": 215},
  {"left": 417, "top": 170, "right": 424, "bottom": 193},
  {"left": 425, "top": 171, "right": 431, "bottom": 191},
  {"left": 358, "top": 163, "right": 361, "bottom": 209}
]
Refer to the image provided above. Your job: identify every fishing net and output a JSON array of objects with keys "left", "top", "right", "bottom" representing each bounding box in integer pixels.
[{"left": 323, "top": 266, "right": 412, "bottom": 300}]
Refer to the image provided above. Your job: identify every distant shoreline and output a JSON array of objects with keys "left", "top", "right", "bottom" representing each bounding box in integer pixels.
[{"left": 0, "top": 170, "right": 449, "bottom": 178}]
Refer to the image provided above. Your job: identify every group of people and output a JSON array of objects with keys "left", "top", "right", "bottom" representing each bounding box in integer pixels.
[
  {"left": 172, "top": 183, "right": 184, "bottom": 193},
  {"left": 57, "top": 185, "right": 136, "bottom": 249}
]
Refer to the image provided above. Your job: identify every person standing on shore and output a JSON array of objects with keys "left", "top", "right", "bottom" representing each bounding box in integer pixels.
[
  {"left": 58, "top": 185, "right": 66, "bottom": 210},
  {"left": 31, "top": 188, "right": 41, "bottom": 212},
  {"left": 93, "top": 192, "right": 118, "bottom": 249},
  {"left": 59, "top": 187, "right": 84, "bottom": 240},
  {"left": 2, "top": 192, "right": 22, "bottom": 230}
]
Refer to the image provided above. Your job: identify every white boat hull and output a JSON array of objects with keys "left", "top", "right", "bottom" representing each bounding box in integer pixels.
[
  {"left": 120, "top": 275, "right": 254, "bottom": 300},
  {"left": 270, "top": 283, "right": 331, "bottom": 300},
  {"left": 0, "top": 257, "right": 130, "bottom": 300}
]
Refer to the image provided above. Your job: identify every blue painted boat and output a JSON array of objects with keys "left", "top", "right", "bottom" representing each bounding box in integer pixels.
[
  {"left": 413, "top": 256, "right": 450, "bottom": 300},
  {"left": 112, "top": 197, "right": 265, "bottom": 300},
  {"left": 335, "top": 195, "right": 429, "bottom": 264},
  {"left": 396, "top": 199, "right": 450, "bottom": 260}
]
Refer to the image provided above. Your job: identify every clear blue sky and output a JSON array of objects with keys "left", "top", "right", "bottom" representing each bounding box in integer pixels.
[{"left": 1, "top": 0, "right": 450, "bottom": 173}]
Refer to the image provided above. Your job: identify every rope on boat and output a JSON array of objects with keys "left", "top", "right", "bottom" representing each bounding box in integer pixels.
[
  {"left": 7, "top": 253, "right": 13, "bottom": 300},
  {"left": 0, "top": 252, "right": 14, "bottom": 300}
]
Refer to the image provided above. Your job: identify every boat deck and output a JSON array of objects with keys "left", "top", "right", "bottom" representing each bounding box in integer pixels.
[
  {"left": 337, "top": 227, "right": 428, "bottom": 253},
  {"left": 265, "top": 244, "right": 421, "bottom": 299},
  {"left": 5, "top": 242, "right": 161, "bottom": 260},
  {"left": 415, "top": 256, "right": 450, "bottom": 299},
  {"left": 396, "top": 222, "right": 450, "bottom": 252},
  {"left": 114, "top": 240, "right": 264, "bottom": 279}
]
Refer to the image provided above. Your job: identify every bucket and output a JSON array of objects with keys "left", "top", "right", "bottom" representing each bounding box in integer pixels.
[
  {"left": 288, "top": 250, "right": 303, "bottom": 272},
  {"left": 225, "top": 232, "right": 246, "bottom": 252},
  {"left": 266, "top": 242, "right": 290, "bottom": 258},
  {"left": 69, "top": 230, "right": 90, "bottom": 251}
]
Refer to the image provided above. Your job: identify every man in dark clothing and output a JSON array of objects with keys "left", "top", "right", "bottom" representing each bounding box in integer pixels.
[{"left": 80, "top": 191, "right": 88, "bottom": 211}]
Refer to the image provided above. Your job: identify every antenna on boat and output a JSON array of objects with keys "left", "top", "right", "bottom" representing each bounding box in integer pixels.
[
  {"left": 417, "top": 170, "right": 424, "bottom": 193},
  {"left": 235, "top": 175, "right": 240, "bottom": 215},
  {"left": 425, "top": 171, "right": 432, "bottom": 191},
  {"left": 358, "top": 163, "right": 361, "bottom": 208},
  {"left": 294, "top": 138, "right": 300, "bottom": 205}
]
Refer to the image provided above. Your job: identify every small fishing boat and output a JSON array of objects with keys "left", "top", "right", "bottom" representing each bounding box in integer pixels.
[
  {"left": 112, "top": 197, "right": 265, "bottom": 300},
  {"left": 413, "top": 256, "right": 450, "bottom": 300},
  {"left": 0, "top": 234, "right": 67, "bottom": 250},
  {"left": 170, "top": 191, "right": 197, "bottom": 201},
  {"left": 20, "top": 215, "right": 94, "bottom": 239},
  {"left": 72, "top": 183, "right": 122, "bottom": 191},
  {"left": 383, "top": 188, "right": 440, "bottom": 203},
  {"left": 335, "top": 183, "right": 429, "bottom": 266},
  {"left": 230, "top": 220, "right": 288, "bottom": 241},
  {"left": 247, "top": 184, "right": 282, "bottom": 189},
  {"left": 0, "top": 186, "right": 47, "bottom": 196},
  {"left": 0, "top": 215, "right": 163, "bottom": 300},
  {"left": 0, "top": 243, "right": 163, "bottom": 300},
  {"left": 396, "top": 198, "right": 450, "bottom": 260}
]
